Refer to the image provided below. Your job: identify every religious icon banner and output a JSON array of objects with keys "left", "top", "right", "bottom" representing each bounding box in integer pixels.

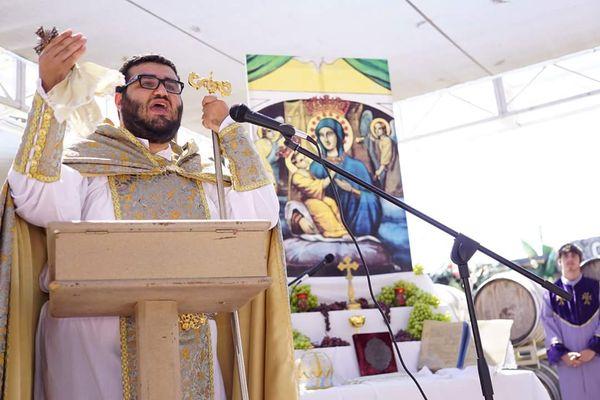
[{"left": 246, "top": 55, "right": 412, "bottom": 276}]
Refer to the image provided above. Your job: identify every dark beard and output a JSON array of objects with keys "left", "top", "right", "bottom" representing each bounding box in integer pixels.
[{"left": 120, "top": 94, "right": 183, "bottom": 144}]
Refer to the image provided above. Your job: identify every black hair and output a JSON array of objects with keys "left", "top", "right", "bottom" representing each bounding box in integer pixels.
[
  {"left": 558, "top": 243, "right": 583, "bottom": 261},
  {"left": 118, "top": 54, "right": 179, "bottom": 83}
]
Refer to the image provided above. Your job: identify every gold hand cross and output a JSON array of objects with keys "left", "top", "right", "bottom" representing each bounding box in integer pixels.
[{"left": 188, "top": 71, "right": 232, "bottom": 97}]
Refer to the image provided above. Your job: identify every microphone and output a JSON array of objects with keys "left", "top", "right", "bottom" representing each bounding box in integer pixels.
[
  {"left": 229, "top": 104, "right": 307, "bottom": 140},
  {"left": 288, "top": 254, "right": 335, "bottom": 287}
]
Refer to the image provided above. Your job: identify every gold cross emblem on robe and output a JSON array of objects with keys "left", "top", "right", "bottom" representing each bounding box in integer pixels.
[{"left": 582, "top": 292, "right": 592, "bottom": 306}]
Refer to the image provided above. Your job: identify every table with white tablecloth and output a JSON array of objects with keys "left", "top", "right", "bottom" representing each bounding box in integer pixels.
[
  {"left": 299, "top": 366, "right": 550, "bottom": 400},
  {"left": 291, "top": 272, "right": 547, "bottom": 400}
]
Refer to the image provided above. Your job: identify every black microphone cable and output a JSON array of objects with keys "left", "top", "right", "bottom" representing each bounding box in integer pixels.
[{"left": 308, "top": 141, "right": 429, "bottom": 400}]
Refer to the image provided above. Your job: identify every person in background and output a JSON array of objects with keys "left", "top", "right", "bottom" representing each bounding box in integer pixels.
[{"left": 541, "top": 243, "right": 600, "bottom": 400}]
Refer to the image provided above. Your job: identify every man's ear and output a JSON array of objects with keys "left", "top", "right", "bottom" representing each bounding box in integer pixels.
[{"left": 115, "top": 92, "right": 122, "bottom": 112}]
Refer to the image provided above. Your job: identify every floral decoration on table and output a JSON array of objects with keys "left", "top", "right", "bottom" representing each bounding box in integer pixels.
[{"left": 290, "top": 284, "right": 319, "bottom": 313}]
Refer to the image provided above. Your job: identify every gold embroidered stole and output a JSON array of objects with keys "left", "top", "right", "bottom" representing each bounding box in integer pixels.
[
  {"left": 63, "top": 124, "right": 230, "bottom": 187},
  {"left": 108, "top": 173, "right": 210, "bottom": 220},
  {"left": 63, "top": 124, "right": 220, "bottom": 400},
  {"left": 110, "top": 172, "right": 215, "bottom": 400}
]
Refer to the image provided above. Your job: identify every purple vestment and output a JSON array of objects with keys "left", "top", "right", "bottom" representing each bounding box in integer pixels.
[{"left": 541, "top": 275, "right": 600, "bottom": 400}]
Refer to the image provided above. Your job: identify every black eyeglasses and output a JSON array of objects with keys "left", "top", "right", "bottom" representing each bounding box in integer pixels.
[{"left": 117, "top": 74, "right": 184, "bottom": 94}]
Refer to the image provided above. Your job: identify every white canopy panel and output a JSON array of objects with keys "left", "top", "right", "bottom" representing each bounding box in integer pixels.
[{"left": 0, "top": 0, "right": 599, "bottom": 133}]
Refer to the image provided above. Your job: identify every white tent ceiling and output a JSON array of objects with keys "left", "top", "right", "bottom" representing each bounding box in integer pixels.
[{"left": 1, "top": 0, "right": 599, "bottom": 134}]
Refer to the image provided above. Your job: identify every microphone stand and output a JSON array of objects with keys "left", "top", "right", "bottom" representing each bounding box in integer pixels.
[{"left": 280, "top": 133, "right": 571, "bottom": 400}]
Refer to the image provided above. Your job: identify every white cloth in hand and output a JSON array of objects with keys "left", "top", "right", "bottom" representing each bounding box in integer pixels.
[{"left": 46, "top": 61, "right": 124, "bottom": 135}]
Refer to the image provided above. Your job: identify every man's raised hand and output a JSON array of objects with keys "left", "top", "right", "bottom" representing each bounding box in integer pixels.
[
  {"left": 201, "top": 95, "right": 229, "bottom": 132},
  {"left": 39, "top": 29, "right": 87, "bottom": 92}
]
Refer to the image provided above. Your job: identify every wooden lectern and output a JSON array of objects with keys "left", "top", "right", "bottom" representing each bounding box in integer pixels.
[{"left": 47, "top": 219, "right": 273, "bottom": 399}]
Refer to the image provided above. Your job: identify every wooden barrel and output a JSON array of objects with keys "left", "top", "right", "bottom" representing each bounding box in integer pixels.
[
  {"left": 474, "top": 271, "right": 545, "bottom": 346},
  {"left": 581, "top": 258, "right": 600, "bottom": 281},
  {"left": 433, "top": 283, "right": 468, "bottom": 321},
  {"left": 520, "top": 361, "right": 561, "bottom": 400}
]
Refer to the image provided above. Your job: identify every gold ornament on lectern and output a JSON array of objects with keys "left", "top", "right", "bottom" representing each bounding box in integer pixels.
[
  {"left": 188, "top": 71, "right": 232, "bottom": 97},
  {"left": 338, "top": 256, "right": 361, "bottom": 310}
]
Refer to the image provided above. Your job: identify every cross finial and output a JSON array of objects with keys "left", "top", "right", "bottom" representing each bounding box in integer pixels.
[
  {"left": 337, "top": 256, "right": 359, "bottom": 275},
  {"left": 34, "top": 26, "right": 58, "bottom": 55},
  {"left": 188, "top": 71, "right": 232, "bottom": 97},
  {"left": 337, "top": 256, "right": 361, "bottom": 309}
]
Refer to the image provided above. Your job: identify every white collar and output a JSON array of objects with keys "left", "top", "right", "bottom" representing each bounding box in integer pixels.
[
  {"left": 137, "top": 137, "right": 174, "bottom": 160},
  {"left": 561, "top": 274, "right": 583, "bottom": 287}
]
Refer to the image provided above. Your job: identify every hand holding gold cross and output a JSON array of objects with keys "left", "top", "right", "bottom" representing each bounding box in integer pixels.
[
  {"left": 34, "top": 27, "right": 87, "bottom": 92},
  {"left": 188, "top": 71, "right": 231, "bottom": 132}
]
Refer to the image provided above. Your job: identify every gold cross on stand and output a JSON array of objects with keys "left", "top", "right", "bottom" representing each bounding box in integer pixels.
[{"left": 338, "top": 256, "right": 361, "bottom": 310}]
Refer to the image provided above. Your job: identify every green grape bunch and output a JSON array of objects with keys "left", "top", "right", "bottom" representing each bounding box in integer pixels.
[
  {"left": 293, "top": 329, "right": 314, "bottom": 350},
  {"left": 376, "top": 286, "right": 396, "bottom": 306},
  {"left": 406, "top": 291, "right": 440, "bottom": 307},
  {"left": 376, "top": 280, "right": 441, "bottom": 308},
  {"left": 413, "top": 264, "right": 425, "bottom": 275},
  {"left": 407, "top": 302, "right": 451, "bottom": 339},
  {"left": 393, "top": 280, "right": 419, "bottom": 298}
]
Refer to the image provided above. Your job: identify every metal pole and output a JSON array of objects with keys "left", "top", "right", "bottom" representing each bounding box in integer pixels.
[
  {"left": 211, "top": 131, "right": 227, "bottom": 219},
  {"left": 211, "top": 130, "right": 250, "bottom": 400}
]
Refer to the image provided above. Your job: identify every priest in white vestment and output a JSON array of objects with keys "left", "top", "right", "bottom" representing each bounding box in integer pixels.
[{"left": 0, "top": 29, "right": 296, "bottom": 400}]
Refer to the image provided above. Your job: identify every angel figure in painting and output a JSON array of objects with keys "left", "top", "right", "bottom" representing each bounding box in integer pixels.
[{"left": 369, "top": 118, "right": 402, "bottom": 197}]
